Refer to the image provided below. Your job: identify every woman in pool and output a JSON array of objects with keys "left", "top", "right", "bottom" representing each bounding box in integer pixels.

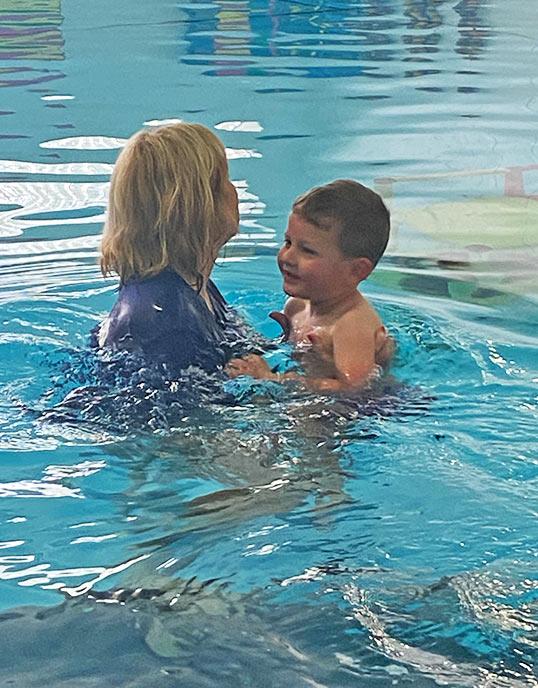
[{"left": 94, "top": 122, "right": 248, "bottom": 372}]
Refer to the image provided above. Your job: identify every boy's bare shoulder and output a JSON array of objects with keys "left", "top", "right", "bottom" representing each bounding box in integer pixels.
[
  {"left": 283, "top": 297, "right": 307, "bottom": 317},
  {"left": 337, "top": 296, "right": 393, "bottom": 366},
  {"left": 339, "top": 294, "right": 383, "bottom": 331}
]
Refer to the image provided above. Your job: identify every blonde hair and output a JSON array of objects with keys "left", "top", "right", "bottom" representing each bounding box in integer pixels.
[{"left": 100, "top": 122, "right": 230, "bottom": 287}]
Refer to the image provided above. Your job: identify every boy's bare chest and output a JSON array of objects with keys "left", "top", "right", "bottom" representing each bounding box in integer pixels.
[
  {"left": 289, "top": 311, "right": 335, "bottom": 362},
  {"left": 289, "top": 314, "right": 339, "bottom": 378}
]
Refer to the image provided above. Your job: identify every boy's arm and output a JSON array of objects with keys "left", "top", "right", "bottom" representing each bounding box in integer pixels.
[
  {"left": 326, "top": 317, "right": 377, "bottom": 388},
  {"left": 280, "top": 314, "right": 376, "bottom": 390},
  {"left": 226, "top": 314, "right": 378, "bottom": 390}
]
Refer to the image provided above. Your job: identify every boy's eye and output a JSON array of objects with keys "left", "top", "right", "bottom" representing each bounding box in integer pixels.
[{"left": 302, "top": 246, "right": 317, "bottom": 255}]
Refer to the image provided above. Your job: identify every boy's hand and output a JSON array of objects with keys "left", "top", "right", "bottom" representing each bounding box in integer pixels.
[{"left": 226, "top": 354, "right": 275, "bottom": 379}]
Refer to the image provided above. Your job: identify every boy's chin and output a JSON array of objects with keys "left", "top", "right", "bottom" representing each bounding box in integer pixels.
[
  {"left": 282, "top": 281, "right": 298, "bottom": 296},
  {"left": 282, "top": 284, "right": 305, "bottom": 299}
]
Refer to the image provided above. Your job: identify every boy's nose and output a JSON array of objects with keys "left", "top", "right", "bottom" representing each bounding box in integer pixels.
[{"left": 280, "top": 246, "right": 296, "bottom": 266}]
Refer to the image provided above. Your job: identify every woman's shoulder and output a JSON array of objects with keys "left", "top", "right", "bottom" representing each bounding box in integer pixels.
[{"left": 97, "top": 270, "right": 226, "bottom": 369}]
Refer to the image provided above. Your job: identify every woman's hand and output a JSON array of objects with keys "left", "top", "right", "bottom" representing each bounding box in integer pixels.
[{"left": 226, "top": 354, "right": 275, "bottom": 380}]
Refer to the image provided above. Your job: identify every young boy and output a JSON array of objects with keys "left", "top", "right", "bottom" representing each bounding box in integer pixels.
[{"left": 227, "top": 179, "right": 392, "bottom": 390}]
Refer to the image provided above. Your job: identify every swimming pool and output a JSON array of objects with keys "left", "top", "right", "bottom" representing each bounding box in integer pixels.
[{"left": 1, "top": 0, "right": 537, "bottom": 685}]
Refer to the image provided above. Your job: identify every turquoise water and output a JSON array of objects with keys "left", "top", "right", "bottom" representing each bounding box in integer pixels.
[{"left": 1, "top": 0, "right": 538, "bottom": 685}]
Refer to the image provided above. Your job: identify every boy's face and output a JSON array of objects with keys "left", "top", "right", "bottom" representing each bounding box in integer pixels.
[{"left": 278, "top": 212, "right": 360, "bottom": 303}]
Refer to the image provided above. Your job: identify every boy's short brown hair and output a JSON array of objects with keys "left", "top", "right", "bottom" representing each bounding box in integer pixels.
[{"left": 292, "top": 179, "right": 390, "bottom": 266}]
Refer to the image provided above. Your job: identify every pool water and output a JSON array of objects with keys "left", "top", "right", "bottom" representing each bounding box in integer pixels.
[{"left": 1, "top": 0, "right": 538, "bottom": 685}]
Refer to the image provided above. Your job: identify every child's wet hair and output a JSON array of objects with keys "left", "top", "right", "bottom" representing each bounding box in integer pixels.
[
  {"left": 100, "top": 122, "right": 230, "bottom": 287},
  {"left": 292, "top": 179, "right": 390, "bottom": 266}
]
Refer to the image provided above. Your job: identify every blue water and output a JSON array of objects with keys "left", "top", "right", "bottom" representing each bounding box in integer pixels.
[{"left": 1, "top": 0, "right": 538, "bottom": 685}]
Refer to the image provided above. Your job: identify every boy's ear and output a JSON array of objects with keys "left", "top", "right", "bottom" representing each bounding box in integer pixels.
[{"left": 350, "top": 257, "right": 374, "bottom": 282}]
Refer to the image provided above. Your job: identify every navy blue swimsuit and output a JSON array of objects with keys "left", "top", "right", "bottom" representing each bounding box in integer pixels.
[{"left": 95, "top": 270, "right": 250, "bottom": 373}]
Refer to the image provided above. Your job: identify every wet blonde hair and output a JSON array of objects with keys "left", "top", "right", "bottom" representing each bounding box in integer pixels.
[{"left": 100, "top": 122, "right": 231, "bottom": 287}]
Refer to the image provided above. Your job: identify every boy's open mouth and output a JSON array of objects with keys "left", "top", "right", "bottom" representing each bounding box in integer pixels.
[{"left": 281, "top": 269, "right": 300, "bottom": 281}]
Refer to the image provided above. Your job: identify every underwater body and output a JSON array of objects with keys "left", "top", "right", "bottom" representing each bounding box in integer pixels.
[{"left": 1, "top": 0, "right": 538, "bottom": 685}]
